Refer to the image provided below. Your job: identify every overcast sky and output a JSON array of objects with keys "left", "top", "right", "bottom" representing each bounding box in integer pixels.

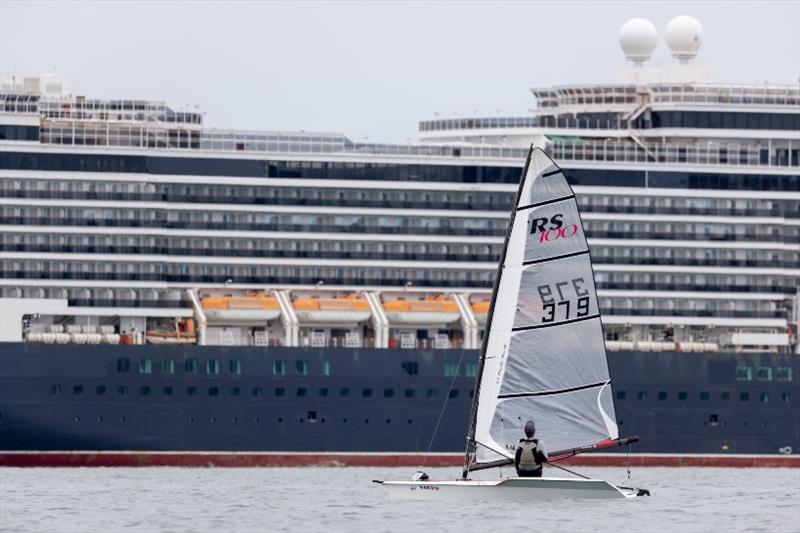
[{"left": 1, "top": 1, "right": 798, "bottom": 142}]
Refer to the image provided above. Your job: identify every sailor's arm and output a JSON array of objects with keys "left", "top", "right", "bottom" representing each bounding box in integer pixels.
[{"left": 539, "top": 441, "right": 549, "bottom": 462}]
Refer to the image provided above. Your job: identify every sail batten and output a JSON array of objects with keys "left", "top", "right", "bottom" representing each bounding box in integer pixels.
[
  {"left": 498, "top": 380, "right": 611, "bottom": 400},
  {"left": 464, "top": 148, "right": 619, "bottom": 472}
]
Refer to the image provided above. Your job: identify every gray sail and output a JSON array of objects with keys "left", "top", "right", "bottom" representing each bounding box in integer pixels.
[{"left": 468, "top": 148, "right": 618, "bottom": 467}]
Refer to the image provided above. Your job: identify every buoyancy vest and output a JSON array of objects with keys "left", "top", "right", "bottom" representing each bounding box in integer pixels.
[{"left": 517, "top": 438, "right": 544, "bottom": 471}]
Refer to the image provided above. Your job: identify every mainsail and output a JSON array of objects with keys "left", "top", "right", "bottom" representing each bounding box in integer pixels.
[{"left": 464, "top": 147, "right": 618, "bottom": 473}]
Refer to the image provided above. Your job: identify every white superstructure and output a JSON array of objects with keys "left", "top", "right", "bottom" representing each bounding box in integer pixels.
[{"left": 1, "top": 17, "right": 798, "bottom": 353}]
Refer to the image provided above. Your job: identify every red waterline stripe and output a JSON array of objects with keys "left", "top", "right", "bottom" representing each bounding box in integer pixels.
[{"left": 0, "top": 452, "right": 798, "bottom": 468}]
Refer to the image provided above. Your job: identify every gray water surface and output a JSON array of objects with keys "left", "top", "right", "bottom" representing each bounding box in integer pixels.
[{"left": 1, "top": 467, "right": 798, "bottom": 533}]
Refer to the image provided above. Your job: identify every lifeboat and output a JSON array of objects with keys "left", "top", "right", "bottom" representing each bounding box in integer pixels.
[
  {"left": 201, "top": 292, "right": 281, "bottom": 322},
  {"left": 146, "top": 318, "right": 197, "bottom": 345},
  {"left": 293, "top": 294, "right": 371, "bottom": 323},
  {"left": 471, "top": 299, "right": 490, "bottom": 326},
  {"left": 383, "top": 296, "right": 460, "bottom": 325}
]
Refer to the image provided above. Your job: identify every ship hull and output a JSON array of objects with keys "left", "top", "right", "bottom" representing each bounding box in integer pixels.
[{"left": 0, "top": 343, "right": 797, "bottom": 455}]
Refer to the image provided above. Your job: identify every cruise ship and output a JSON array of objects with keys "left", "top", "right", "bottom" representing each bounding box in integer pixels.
[{"left": 1, "top": 17, "right": 798, "bottom": 459}]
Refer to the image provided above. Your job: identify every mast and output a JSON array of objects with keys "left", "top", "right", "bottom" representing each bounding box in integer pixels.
[{"left": 461, "top": 146, "right": 535, "bottom": 480}]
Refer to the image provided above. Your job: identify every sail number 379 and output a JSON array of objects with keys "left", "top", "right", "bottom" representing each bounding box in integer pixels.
[{"left": 537, "top": 277, "right": 590, "bottom": 322}]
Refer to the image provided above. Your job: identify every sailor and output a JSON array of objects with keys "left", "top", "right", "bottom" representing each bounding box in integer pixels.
[{"left": 514, "top": 420, "right": 548, "bottom": 477}]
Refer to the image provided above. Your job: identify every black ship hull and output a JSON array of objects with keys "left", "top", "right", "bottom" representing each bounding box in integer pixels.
[{"left": 0, "top": 343, "right": 797, "bottom": 455}]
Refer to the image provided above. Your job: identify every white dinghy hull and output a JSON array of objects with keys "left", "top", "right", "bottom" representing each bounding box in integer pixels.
[{"left": 378, "top": 477, "right": 640, "bottom": 501}]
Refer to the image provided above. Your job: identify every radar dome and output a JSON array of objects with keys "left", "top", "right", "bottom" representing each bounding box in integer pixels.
[
  {"left": 619, "top": 18, "right": 658, "bottom": 64},
  {"left": 665, "top": 16, "right": 703, "bottom": 62}
]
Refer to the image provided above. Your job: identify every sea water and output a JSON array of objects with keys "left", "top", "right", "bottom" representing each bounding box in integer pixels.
[{"left": 1, "top": 466, "right": 798, "bottom": 532}]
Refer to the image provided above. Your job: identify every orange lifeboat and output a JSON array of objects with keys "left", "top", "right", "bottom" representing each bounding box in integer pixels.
[
  {"left": 146, "top": 318, "right": 197, "bottom": 345},
  {"left": 292, "top": 293, "right": 371, "bottom": 323},
  {"left": 383, "top": 295, "right": 461, "bottom": 325},
  {"left": 201, "top": 292, "right": 281, "bottom": 322},
  {"left": 471, "top": 299, "right": 490, "bottom": 326}
]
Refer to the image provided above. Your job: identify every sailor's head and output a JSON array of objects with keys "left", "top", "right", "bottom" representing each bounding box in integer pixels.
[{"left": 524, "top": 420, "right": 536, "bottom": 438}]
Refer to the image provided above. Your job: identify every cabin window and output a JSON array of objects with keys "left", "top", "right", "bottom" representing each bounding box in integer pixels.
[
  {"left": 465, "top": 362, "right": 477, "bottom": 378},
  {"left": 321, "top": 360, "right": 331, "bottom": 376},
  {"left": 402, "top": 361, "right": 419, "bottom": 376},
  {"left": 50, "top": 385, "right": 61, "bottom": 396},
  {"left": 318, "top": 387, "right": 329, "bottom": 397},
  {"left": 776, "top": 367, "right": 793, "bottom": 382},
  {"left": 736, "top": 366, "right": 753, "bottom": 381},
  {"left": 340, "top": 387, "right": 351, "bottom": 398},
  {"left": 782, "top": 393, "right": 791, "bottom": 403},
  {"left": 657, "top": 391, "right": 668, "bottom": 401},
  {"left": 740, "top": 392, "right": 749, "bottom": 401},
  {"left": 297, "top": 387, "right": 307, "bottom": 397},
  {"left": 207, "top": 386, "right": 218, "bottom": 397},
  {"left": 73, "top": 385, "right": 84, "bottom": 395},
  {"left": 362, "top": 388, "right": 373, "bottom": 398},
  {"left": 139, "top": 358, "right": 152, "bottom": 374},
  {"left": 185, "top": 358, "right": 198, "bottom": 373},
  {"left": 162, "top": 358, "right": 175, "bottom": 374},
  {"left": 448, "top": 389, "right": 459, "bottom": 399},
  {"left": 720, "top": 392, "right": 730, "bottom": 401},
  {"left": 678, "top": 392, "right": 688, "bottom": 401},
  {"left": 229, "top": 360, "right": 241, "bottom": 375},
  {"left": 118, "top": 386, "right": 129, "bottom": 396},
  {"left": 616, "top": 391, "right": 626, "bottom": 400},
  {"left": 384, "top": 388, "right": 394, "bottom": 398},
  {"left": 760, "top": 393, "right": 769, "bottom": 403},
  {"left": 252, "top": 387, "right": 263, "bottom": 397},
  {"left": 405, "top": 388, "right": 416, "bottom": 398},
  {"left": 230, "top": 387, "right": 241, "bottom": 397},
  {"left": 117, "top": 358, "right": 130, "bottom": 372},
  {"left": 699, "top": 392, "right": 710, "bottom": 401},
  {"left": 426, "top": 388, "right": 437, "bottom": 399},
  {"left": 163, "top": 386, "right": 173, "bottom": 396},
  {"left": 273, "top": 360, "right": 286, "bottom": 375},
  {"left": 141, "top": 386, "right": 151, "bottom": 396},
  {"left": 275, "top": 387, "right": 285, "bottom": 397},
  {"left": 295, "top": 360, "right": 308, "bottom": 375},
  {"left": 756, "top": 367, "right": 772, "bottom": 381},
  {"left": 637, "top": 391, "right": 647, "bottom": 400},
  {"left": 206, "top": 359, "right": 220, "bottom": 375},
  {"left": 709, "top": 414, "right": 719, "bottom": 425},
  {"left": 96, "top": 385, "right": 106, "bottom": 395},
  {"left": 186, "top": 386, "right": 197, "bottom": 396},
  {"left": 444, "top": 362, "right": 460, "bottom": 377}
]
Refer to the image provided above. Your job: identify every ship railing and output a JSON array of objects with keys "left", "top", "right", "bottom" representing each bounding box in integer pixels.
[
  {"left": 533, "top": 83, "right": 800, "bottom": 108},
  {"left": 296, "top": 335, "right": 465, "bottom": 350},
  {"left": 551, "top": 139, "right": 799, "bottom": 168}
]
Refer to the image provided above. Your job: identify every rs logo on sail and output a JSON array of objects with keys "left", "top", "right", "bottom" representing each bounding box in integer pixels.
[{"left": 530, "top": 213, "right": 580, "bottom": 243}]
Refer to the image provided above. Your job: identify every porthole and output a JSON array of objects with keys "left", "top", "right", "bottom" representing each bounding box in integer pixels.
[
  {"left": 210, "top": 416, "right": 216, "bottom": 423},
  {"left": 232, "top": 417, "right": 238, "bottom": 423},
  {"left": 97, "top": 416, "right": 103, "bottom": 422},
  {"left": 120, "top": 416, "right": 126, "bottom": 423},
  {"left": 74, "top": 416, "right": 80, "bottom": 422},
  {"left": 253, "top": 417, "right": 260, "bottom": 423}
]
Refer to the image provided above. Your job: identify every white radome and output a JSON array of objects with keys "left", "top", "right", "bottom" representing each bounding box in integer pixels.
[
  {"left": 665, "top": 15, "right": 704, "bottom": 61},
  {"left": 618, "top": 18, "right": 658, "bottom": 64}
]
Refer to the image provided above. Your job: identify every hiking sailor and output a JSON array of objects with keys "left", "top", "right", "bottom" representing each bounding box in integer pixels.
[{"left": 514, "top": 420, "right": 548, "bottom": 477}]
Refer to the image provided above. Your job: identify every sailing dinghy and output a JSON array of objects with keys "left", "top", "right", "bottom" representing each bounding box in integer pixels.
[{"left": 377, "top": 148, "right": 649, "bottom": 501}]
